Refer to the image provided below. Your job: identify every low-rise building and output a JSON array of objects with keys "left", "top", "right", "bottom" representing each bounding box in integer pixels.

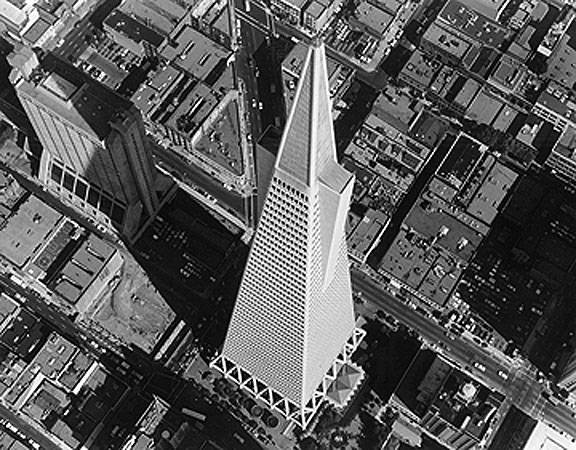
[
  {"left": 271, "top": 0, "right": 343, "bottom": 33},
  {"left": 545, "top": 17, "right": 576, "bottom": 90},
  {"left": 420, "top": 22, "right": 473, "bottom": 66},
  {"left": 48, "top": 235, "right": 123, "bottom": 314},
  {"left": 348, "top": 209, "right": 389, "bottom": 263},
  {"left": 0, "top": 194, "right": 124, "bottom": 315},
  {"left": 0, "top": 306, "right": 127, "bottom": 450},
  {"left": 0, "top": 0, "right": 92, "bottom": 46},
  {"left": 103, "top": 10, "right": 165, "bottom": 58},
  {"left": 398, "top": 50, "right": 442, "bottom": 92},
  {"left": 355, "top": 1, "right": 394, "bottom": 38},
  {"left": 488, "top": 55, "right": 529, "bottom": 95},
  {"left": 391, "top": 351, "right": 504, "bottom": 449},
  {"left": 438, "top": 0, "right": 512, "bottom": 50}
]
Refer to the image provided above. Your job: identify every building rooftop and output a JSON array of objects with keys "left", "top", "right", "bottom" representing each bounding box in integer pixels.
[
  {"left": 400, "top": 50, "right": 441, "bottom": 88},
  {"left": 304, "top": 0, "right": 328, "bottom": 19},
  {"left": 51, "top": 234, "right": 116, "bottom": 305},
  {"left": 536, "top": 83, "right": 574, "bottom": 120},
  {"left": 410, "top": 110, "right": 449, "bottom": 149},
  {"left": 22, "top": 17, "right": 51, "bottom": 46},
  {"left": 423, "top": 22, "right": 472, "bottom": 59},
  {"left": 0, "top": 195, "right": 62, "bottom": 268},
  {"left": 17, "top": 53, "right": 135, "bottom": 140},
  {"left": 356, "top": 1, "right": 394, "bottom": 36},
  {"left": 523, "top": 422, "right": 576, "bottom": 450},
  {"left": 439, "top": 0, "right": 511, "bottom": 49},
  {"left": 362, "top": 115, "right": 426, "bottom": 172},
  {"left": 379, "top": 228, "right": 462, "bottom": 305},
  {"left": 372, "top": 85, "right": 421, "bottom": 132},
  {"left": 58, "top": 351, "right": 94, "bottom": 390},
  {"left": 490, "top": 55, "right": 526, "bottom": 91},
  {"left": 454, "top": 0, "right": 508, "bottom": 20},
  {"left": 437, "top": 133, "right": 484, "bottom": 189},
  {"left": 280, "top": 0, "right": 309, "bottom": 9},
  {"left": 466, "top": 88, "right": 504, "bottom": 126},
  {"left": 27, "top": 220, "right": 77, "bottom": 279},
  {"left": 376, "top": 0, "right": 403, "bottom": 13},
  {"left": 0, "top": 310, "right": 46, "bottom": 361},
  {"left": 164, "top": 81, "right": 218, "bottom": 136},
  {"left": 348, "top": 209, "right": 389, "bottom": 263},
  {"left": 104, "top": 10, "right": 164, "bottom": 47},
  {"left": 466, "top": 161, "right": 517, "bottom": 225},
  {"left": 404, "top": 190, "right": 484, "bottom": 261},
  {"left": 160, "top": 25, "right": 230, "bottom": 81},
  {"left": 516, "top": 114, "right": 561, "bottom": 153},
  {"left": 491, "top": 104, "right": 518, "bottom": 133},
  {"left": 396, "top": 351, "right": 502, "bottom": 445},
  {"left": 119, "top": 0, "right": 187, "bottom": 36},
  {"left": 425, "top": 365, "right": 501, "bottom": 441},
  {"left": 31, "top": 333, "right": 77, "bottom": 379},
  {"left": 0, "top": 293, "right": 17, "bottom": 323}
]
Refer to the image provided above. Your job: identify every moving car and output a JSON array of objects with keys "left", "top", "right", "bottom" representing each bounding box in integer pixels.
[{"left": 473, "top": 361, "right": 486, "bottom": 372}]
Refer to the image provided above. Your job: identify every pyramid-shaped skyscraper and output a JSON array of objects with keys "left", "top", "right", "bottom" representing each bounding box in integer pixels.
[{"left": 211, "top": 42, "right": 364, "bottom": 429}]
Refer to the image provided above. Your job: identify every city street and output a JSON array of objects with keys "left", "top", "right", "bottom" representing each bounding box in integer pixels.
[
  {"left": 0, "top": 406, "right": 60, "bottom": 450},
  {"left": 351, "top": 269, "right": 576, "bottom": 439},
  {"left": 151, "top": 143, "right": 245, "bottom": 218}
]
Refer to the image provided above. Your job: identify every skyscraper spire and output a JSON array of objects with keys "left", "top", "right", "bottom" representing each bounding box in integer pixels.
[
  {"left": 276, "top": 42, "right": 336, "bottom": 186},
  {"left": 211, "top": 42, "right": 364, "bottom": 429}
]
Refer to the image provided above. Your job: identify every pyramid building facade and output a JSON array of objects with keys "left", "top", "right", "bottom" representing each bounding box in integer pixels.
[{"left": 211, "top": 42, "right": 364, "bottom": 428}]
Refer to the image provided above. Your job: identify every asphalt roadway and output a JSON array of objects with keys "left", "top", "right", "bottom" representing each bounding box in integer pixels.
[{"left": 350, "top": 269, "right": 576, "bottom": 440}]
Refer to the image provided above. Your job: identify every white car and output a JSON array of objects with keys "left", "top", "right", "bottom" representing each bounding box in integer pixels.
[
  {"left": 473, "top": 362, "right": 486, "bottom": 372},
  {"left": 497, "top": 370, "right": 509, "bottom": 380}
]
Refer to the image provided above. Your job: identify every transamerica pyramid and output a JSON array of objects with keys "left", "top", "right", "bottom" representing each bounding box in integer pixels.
[{"left": 211, "top": 41, "right": 365, "bottom": 429}]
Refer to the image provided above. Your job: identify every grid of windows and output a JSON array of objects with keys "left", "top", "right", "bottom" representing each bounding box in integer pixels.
[
  {"left": 223, "top": 171, "right": 356, "bottom": 405},
  {"left": 49, "top": 160, "right": 126, "bottom": 225}
]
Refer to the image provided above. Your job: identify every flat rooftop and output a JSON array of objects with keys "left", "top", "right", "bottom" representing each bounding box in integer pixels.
[
  {"left": 379, "top": 228, "right": 461, "bottom": 305},
  {"left": 404, "top": 190, "right": 483, "bottom": 261},
  {"left": 372, "top": 85, "right": 421, "bottom": 132},
  {"left": 18, "top": 53, "right": 134, "bottom": 140},
  {"left": 356, "top": 1, "right": 394, "bottom": 35},
  {"left": 164, "top": 81, "right": 218, "bottom": 137},
  {"left": 423, "top": 22, "right": 472, "bottom": 59},
  {"left": 160, "top": 25, "right": 230, "bottom": 81},
  {"left": 439, "top": 0, "right": 511, "bottom": 49},
  {"left": 455, "top": 0, "right": 508, "bottom": 20},
  {"left": 400, "top": 50, "right": 441, "bottom": 88},
  {"left": 466, "top": 161, "right": 517, "bottom": 225},
  {"left": 524, "top": 422, "right": 576, "bottom": 450},
  {"left": 51, "top": 234, "right": 116, "bottom": 304},
  {"left": 466, "top": 88, "right": 504, "bottom": 126},
  {"left": 119, "top": 0, "right": 187, "bottom": 35},
  {"left": 27, "top": 220, "right": 76, "bottom": 279},
  {"left": 349, "top": 209, "right": 389, "bottom": 262},
  {"left": 104, "top": 10, "right": 164, "bottom": 47},
  {"left": 0, "top": 195, "right": 62, "bottom": 268}
]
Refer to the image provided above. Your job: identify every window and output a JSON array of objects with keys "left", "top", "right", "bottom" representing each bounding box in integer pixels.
[
  {"left": 63, "top": 172, "right": 75, "bottom": 191},
  {"left": 75, "top": 180, "right": 88, "bottom": 200},
  {"left": 99, "top": 195, "right": 112, "bottom": 215},
  {"left": 50, "top": 164, "right": 63, "bottom": 183},
  {"left": 87, "top": 187, "right": 99, "bottom": 207},
  {"left": 111, "top": 204, "right": 125, "bottom": 224}
]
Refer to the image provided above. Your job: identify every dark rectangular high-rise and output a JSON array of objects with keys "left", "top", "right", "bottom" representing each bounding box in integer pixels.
[{"left": 11, "top": 50, "right": 159, "bottom": 239}]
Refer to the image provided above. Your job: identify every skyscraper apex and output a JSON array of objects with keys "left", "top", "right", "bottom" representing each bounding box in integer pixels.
[
  {"left": 276, "top": 42, "right": 341, "bottom": 187},
  {"left": 212, "top": 43, "right": 364, "bottom": 429}
]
